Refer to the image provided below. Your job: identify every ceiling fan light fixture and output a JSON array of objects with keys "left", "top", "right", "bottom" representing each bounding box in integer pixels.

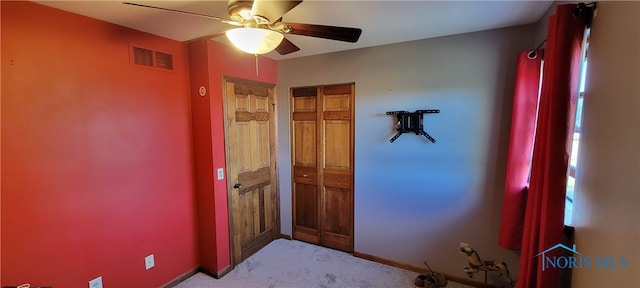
[{"left": 226, "top": 27, "right": 284, "bottom": 55}]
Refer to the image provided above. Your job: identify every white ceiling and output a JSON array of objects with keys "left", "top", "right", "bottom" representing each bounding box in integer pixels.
[{"left": 35, "top": 0, "right": 553, "bottom": 60}]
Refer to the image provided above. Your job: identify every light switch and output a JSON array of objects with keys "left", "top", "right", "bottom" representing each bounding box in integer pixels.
[{"left": 217, "top": 168, "right": 224, "bottom": 180}]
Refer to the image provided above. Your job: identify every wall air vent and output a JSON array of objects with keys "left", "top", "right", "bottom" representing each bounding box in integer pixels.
[
  {"left": 130, "top": 44, "right": 174, "bottom": 71},
  {"left": 133, "top": 46, "right": 154, "bottom": 67},
  {"left": 154, "top": 51, "right": 173, "bottom": 70}
]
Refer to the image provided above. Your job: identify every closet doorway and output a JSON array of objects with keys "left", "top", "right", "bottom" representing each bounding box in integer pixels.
[{"left": 290, "top": 83, "right": 354, "bottom": 252}]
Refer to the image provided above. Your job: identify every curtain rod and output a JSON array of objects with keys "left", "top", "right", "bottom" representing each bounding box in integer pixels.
[
  {"left": 527, "top": 2, "right": 596, "bottom": 60},
  {"left": 573, "top": 2, "right": 597, "bottom": 27},
  {"left": 528, "top": 39, "right": 546, "bottom": 59}
]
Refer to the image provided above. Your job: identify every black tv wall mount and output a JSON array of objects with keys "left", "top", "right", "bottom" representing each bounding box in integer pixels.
[{"left": 386, "top": 109, "right": 440, "bottom": 143}]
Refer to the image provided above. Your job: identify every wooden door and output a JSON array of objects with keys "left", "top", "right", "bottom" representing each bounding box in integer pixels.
[
  {"left": 224, "top": 78, "right": 279, "bottom": 265},
  {"left": 291, "top": 83, "right": 354, "bottom": 252}
]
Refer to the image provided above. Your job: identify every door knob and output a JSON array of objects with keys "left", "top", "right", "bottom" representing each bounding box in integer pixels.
[{"left": 233, "top": 183, "right": 242, "bottom": 189}]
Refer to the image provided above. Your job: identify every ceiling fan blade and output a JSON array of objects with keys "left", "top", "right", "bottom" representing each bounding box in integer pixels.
[
  {"left": 275, "top": 37, "right": 300, "bottom": 55},
  {"left": 122, "top": 2, "right": 240, "bottom": 25},
  {"left": 251, "top": 0, "right": 303, "bottom": 24},
  {"left": 282, "top": 23, "right": 362, "bottom": 43},
  {"left": 184, "top": 32, "right": 228, "bottom": 43}
]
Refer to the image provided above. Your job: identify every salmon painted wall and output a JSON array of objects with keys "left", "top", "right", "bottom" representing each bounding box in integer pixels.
[
  {"left": 187, "top": 39, "right": 277, "bottom": 274},
  {"left": 1, "top": 2, "right": 197, "bottom": 287},
  {"left": 1, "top": 2, "right": 3, "bottom": 284},
  {"left": 1, "top": 1, "right": 3, "bottom": 283}
]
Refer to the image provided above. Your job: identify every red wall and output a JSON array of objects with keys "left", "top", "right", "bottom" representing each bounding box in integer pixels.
[
  {"left": 1, "top": 1, "right": 3, "bottom": 283},
  {"left": 1, "top": 2, "right": 198, "bottom": 287},
  {"left": 188, "top": 40, "right": 277, "bottom": 274}
]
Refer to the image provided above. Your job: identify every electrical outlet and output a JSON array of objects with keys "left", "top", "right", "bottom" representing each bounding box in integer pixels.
[
  {"left": 88, "top": 276, "right": 103, "bottom": 288},
  {"left": 145, "top": 254, "right": 155, "bottom": 270},
  {"left": 217, "top": 168, "right": 224, "bottom": 180}
]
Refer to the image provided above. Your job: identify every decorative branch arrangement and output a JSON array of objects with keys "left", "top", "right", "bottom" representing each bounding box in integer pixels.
[
  {"left": 413, "top": 260, "right": 447, "bottom": 288},
  {"left": 460, "top": 243, "right": 514, "bottom": 287},
  {"left": 386, "top": 109, "right": 439, "bottom": 143}
]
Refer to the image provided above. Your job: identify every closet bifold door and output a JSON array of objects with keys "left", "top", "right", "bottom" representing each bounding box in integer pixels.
[
  {"left": 291, "top": 83, "right": 354, "bottom": 252},
  {"left": 291, "top": 86, "right": 320, "bottom": 244}
]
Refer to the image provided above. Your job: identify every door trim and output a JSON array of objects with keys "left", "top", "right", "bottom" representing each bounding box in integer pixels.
[{"left": 221, "top": 76, "right": 280, "bottom": 267}]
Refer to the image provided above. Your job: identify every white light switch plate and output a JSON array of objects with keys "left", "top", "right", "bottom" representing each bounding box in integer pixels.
[
  {"left": 145, "top": 254, "right": 155, "bottom": 270},
  {"left": 89, "top": 276, "right": 103, "bottom": 288},
  {"left": 217, "top": 168, "right": 224, "bottom": 180}
]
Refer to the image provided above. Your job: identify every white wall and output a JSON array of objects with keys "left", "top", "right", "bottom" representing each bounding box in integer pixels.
[
  {"left": 571, "top": 2, "right": 640, "bottom": 287},
  {"left": 277, "top": 25, "right": 534, "bottom": 282}
]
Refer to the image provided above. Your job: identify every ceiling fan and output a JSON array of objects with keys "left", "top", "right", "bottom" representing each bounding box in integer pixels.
[{"left": 122, "top": 0, "right": 363, "bottom": 55}]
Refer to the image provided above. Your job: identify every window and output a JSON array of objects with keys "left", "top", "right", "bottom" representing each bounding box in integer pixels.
[{"left": 564, "top": 29, "right": 590, "bottom": 226}]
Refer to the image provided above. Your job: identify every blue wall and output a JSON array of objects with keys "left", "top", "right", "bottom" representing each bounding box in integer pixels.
[{"left": 277, "top": 25, "right": 534, "bottom": 283}]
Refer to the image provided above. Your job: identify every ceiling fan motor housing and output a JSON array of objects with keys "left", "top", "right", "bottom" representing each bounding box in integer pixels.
[{"left": 228, "top": 0, "right": 268, "bottom": 23}]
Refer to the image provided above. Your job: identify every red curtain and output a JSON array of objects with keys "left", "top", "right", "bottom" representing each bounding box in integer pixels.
[
  {"left": 498, "top": 50, "right": 542, "bottom": 250},
  {"left": 517, "top": 4, "right": 586, "bottom": 288}
]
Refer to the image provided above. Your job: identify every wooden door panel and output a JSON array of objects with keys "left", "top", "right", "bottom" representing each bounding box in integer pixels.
[
  {"left": 240, "top": 225, "right": 273, "bottom": 261},
  {"left": 236, "top": 122, "right": 252, "bottom": 173},
  {"left": 254, "top": 93, "right": 269, "bottom": 111},
  {"left": 293, "top": 166, "right": 317, "bottom": 185},
  {"left": 235, "top": 92, "right": 250, "bottom": 112},
  {"left": 293, "top": 112, "right": 317, "bottom": 121},
  {"left": 293, "top": 96, "right": 316, "bottom": 111},
  {"left": 320, "top": 86, "right": 353, "bottom": 251},
  {"left": 226, "top": 79, "right": 278, "bottom": 266},
  {"left": 323, "top": 169, "right": 352, "bottom": 189},
  {"left": 293, "top": 122, "right": 316, "bottom": 165},
  {"left": 323, "top": 187, "right": 351, "bottom": 235},
  {"left": 293, "top": 182, "right": 319, "bottom": 244},
  {"left": 323, "top": 230, "right": 352, "bottom": 251},
  {"left": 238, "top": 167, "right": 271, "bottom": 192},
  {"left": 323, "top": 84, "right": 352, "bottom": 95},
  {"left": 291, "top": 89, "right": 319, "bottom": 244},
  {"left": 323, "top": 188, "right": 352, "bottom": 253},
  {"left": 237, "top": 184, "right": 274, "bottom": 253},
  {"left": 294, "top": 183, "right": 318, "bottom": 229},
  {"left": 322, "top": 185, "right": 352, "bottom": 250},
  {"left": 234, "top": 82, "right": 269, "bottom": 98},
  {"left": 238, "top": 190, "right": 257, "bottom": 243},
  {"left": 324, "top": 94, "right": 350, "bottom": 110},
  {"left": 256, "top": 121, "right": 270, "bottom": 167},
  {"left": 263, "top": 184, "right": 275, "bottom": 232},
  {"left": 324, "top": 121, "right": 351, "bottom": 169}
]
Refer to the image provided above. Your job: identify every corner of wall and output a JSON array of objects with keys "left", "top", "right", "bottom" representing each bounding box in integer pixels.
[
  {"left": 187, "top": 39, "right": 277, "bottom": 275},
  {"left": 187, "top": 40, "right": 221, "bottom": 273}
]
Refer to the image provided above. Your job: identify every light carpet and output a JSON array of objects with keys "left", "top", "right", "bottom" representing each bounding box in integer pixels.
[{"left": 174, "top": 239, "right": 472, "bottom": 288}]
